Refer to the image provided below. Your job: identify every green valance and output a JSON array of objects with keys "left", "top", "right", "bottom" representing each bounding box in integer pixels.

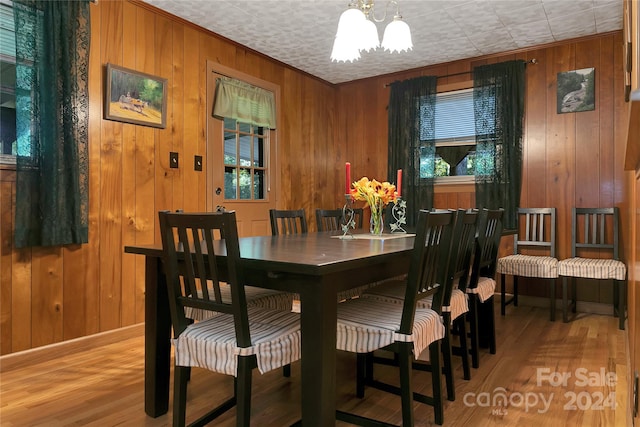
[{"left": 213, "top": 77, "right": 276, "bottom": 129}]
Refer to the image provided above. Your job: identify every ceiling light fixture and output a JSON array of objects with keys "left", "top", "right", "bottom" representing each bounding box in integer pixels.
[{"left": 331, "top": 0, "right": 412, "bottom": 63}]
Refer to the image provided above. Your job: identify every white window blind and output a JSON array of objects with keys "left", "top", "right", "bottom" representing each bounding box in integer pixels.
[{"left": 434, "top": 88, "right": 475, "bottom": 143}]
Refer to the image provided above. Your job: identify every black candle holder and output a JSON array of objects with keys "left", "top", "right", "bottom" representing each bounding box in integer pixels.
[
  {"left": 390, "top": 197, "right": 407, "bottom": 233},
  {"left": 340, "top": 194, "right": 356, "bottom": 238}
]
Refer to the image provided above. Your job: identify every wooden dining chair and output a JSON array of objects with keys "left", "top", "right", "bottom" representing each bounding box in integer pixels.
[
  {"left": 315, "top": 207, "right": 364, "bottom": 231},
  {"left": 269, "top": 208, "right": 308, "bottom": 235},
  {"left": 158, "top": 210, "right": 301, "bottom": 427},
  {"left": 335, "top": 209, "right": 454, "bottom": 426},
  {"left": 466, "top": 208, "right": 504, "bottom": 369},
  {"left": 497, "top": 208, "right": 559, "bottom": 320},
  {"left": 359, "top": 209, "right": 477, "bottom": 401},
  {"left": 558, "top": 207, "right": 626, "bottom": 330}
]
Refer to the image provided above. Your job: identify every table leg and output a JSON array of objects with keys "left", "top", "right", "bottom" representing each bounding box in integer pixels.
[
  {"left": 300, "top": 279, "right": 337, "bottom": 426},
  {"left": 144, "top": 256, "right": 172, "bottom": 417}
]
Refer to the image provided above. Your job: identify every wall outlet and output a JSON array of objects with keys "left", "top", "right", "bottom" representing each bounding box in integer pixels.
[
  {"left": 170, "top": 152, "right": 179, "bottom": 169},
  {"left": 194, "top": 155, "right": 202, "bottom": 171}
]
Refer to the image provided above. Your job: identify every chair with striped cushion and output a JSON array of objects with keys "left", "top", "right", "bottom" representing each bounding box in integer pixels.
[
  {"left": 466, "top": 208, "right": 504, "bottom": 369},
  {"left": 558, "top": 207, "right": 626, "bottom": 330},
  {"left": 315, "top": 207, "right": 364, "bottom": 232},
  {"left": 334, "top": 209, "right": 455, "bottom": 426},
  {"left": 360, "top": 209, "right": 477, "bottom": 401},
  {"left": 158, "top": 210, "right": 301, "bottom": 427},
  {"left": 497, "top": 208, "right": 559, "bottom": 320}
]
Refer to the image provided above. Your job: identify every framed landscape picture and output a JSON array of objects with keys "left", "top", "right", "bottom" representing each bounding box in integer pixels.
[
  {"left": 556, "top": 68, "right": 595, "bottom": 114},
  {"left": 105, "top": 63, "right": 167, "bottom": 128}
]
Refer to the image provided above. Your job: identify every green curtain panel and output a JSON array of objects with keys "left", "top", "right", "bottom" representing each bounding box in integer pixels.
[
  {"left": 473, "top": 60, "right": 526, "bottom": 230},
  {"left": 387, "top": 76, "right": 437, "bottom": 227},
  {"left": 14, "top": 0, "right": 91, "bottom": 247}
]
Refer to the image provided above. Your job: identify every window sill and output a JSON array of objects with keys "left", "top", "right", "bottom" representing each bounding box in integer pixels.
[{"left": 433, "top": 176, "right": 475, "bottom": 193}]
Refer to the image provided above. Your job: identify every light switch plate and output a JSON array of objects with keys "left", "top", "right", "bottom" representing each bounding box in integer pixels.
[
  {"left": 194, "top": 155, "right": 202, "bottom": 171},
  {"left": 170, "top": 152, "right": 179, "bottom": 169}
]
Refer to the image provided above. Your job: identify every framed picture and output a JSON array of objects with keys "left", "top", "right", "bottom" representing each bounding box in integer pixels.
[
  {"left": 104, "top": 63, "right": 167, "bottom": 128},
  {"left": 556, "top": 67, "right": 595, "bottom": 114}
]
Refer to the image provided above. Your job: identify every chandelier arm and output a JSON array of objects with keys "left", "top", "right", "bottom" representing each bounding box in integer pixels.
[{"left": 368, "top": 0, "right": 400, "bottom": 23}]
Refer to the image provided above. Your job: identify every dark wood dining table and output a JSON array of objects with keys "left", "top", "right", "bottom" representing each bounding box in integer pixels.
[{"left": 125, "top": 230, "right": 415, "bottom": 426}]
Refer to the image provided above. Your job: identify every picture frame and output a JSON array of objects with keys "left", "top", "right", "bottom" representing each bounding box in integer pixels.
[
  {"left": 104, "top": 63, "right": 167, "bottom": 128},
  {"left": 556, "top": 67, "right": 595, "bottom": 114}
]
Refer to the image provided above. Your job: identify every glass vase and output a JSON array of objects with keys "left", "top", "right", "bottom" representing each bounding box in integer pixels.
[{"left": 369, "top": 200, "right": 385, "bottom": 236}]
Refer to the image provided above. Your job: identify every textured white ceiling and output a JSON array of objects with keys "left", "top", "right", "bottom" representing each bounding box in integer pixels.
[{"left": 143, "top": 0, "right": 623, "bottom": 84}]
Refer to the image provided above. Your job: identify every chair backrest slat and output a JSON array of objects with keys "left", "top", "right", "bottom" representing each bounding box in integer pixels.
[
  {"left": 448, "top": 209, "right": 478, "bottom": 295},
  {"left": 270, "top": 209, "right": 308, "bottom": 235}
]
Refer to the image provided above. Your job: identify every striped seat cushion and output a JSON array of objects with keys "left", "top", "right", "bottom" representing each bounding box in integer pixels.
[
  {"left": 361, "top": 282, "right": 468, "bottom": 322},
  {"left": 186, "top": 284, "right": 296, "bottom": 321},
  {"left": 497, "top": 254, "right": 559, "bottom": 278},
  {"left": 173, "top": 307, "right": 301, "bottom": 376},
  {"left": 466, "top": 276, "right": 495, "bottom": 303},
  {"left": 336, "top": 297, "right": 445, "bottom": 356},
  {"left": 558, "top": 257, "right": 626, "bottom": 280}
]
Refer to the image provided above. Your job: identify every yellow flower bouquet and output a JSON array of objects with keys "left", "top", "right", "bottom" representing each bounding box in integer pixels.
[{"left": 350, "top": 177, "right": 398, "bottom": 235}]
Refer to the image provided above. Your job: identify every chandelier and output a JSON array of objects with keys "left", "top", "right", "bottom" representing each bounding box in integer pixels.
[{"left": 331, "top": 0, "right": 412, "bottom": 63}]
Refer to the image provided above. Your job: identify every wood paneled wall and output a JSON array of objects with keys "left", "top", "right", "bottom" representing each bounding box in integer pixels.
[{"left": 0, "top": 0, "right": 630, "bottom": 355}]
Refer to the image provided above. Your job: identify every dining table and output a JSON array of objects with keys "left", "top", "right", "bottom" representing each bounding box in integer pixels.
[{"left": 125, "top": 230, "right": 415, "bottom": 426}]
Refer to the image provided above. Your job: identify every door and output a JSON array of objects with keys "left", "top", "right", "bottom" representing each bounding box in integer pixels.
[{"left": 206, "top": 62, "right": 279, "bottom": 237}]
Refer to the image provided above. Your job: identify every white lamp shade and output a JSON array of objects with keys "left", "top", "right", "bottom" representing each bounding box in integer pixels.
[
  {"left": 335, "top": 8, "right": 366, "bottom": 39},
  {"left": 359, "top": 18, "right": 380, "bottom": 52},
  {"left": 381, "top": 16, "right": 413, "bottom": 53},
  {"left": 331, "top": 36, "right": 361, "bottom": 62}
]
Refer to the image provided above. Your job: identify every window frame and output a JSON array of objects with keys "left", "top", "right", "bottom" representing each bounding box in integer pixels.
[
  {"left": 433, "top": 81, "right": 476, "bottom": 186},
  {"left": 0, "top": 0, "right": 16, "bottom": 165}
]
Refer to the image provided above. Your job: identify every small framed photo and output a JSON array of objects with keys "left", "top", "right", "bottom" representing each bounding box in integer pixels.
[
  {"left": 104, "top": 63, "right": 167, "bottom": 128},
  {"left": 556, "top": 67, "right": 595, "bottom": 114}
]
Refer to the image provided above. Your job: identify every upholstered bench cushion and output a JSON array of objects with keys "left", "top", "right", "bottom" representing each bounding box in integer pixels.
[
  {"left": 361, "top": 282, "right": 468, "bottom": 323},
  {"left": 336, "top": 297, "right": 445, "bottom": 356},
  {"left": 186, "top": 284, "right": 295, "bottom": 321},
  {"left": 558, "top": 257, "right": 626, "bottom": 280},
  {"left": 173, "top": 307, "right": 301, "bottom": 376},
  {"left": 466, "top": 276, "right": 495, "bottom": 303},
  {"left": 497, "top": 254, "right": 559, "bottom": 278}
]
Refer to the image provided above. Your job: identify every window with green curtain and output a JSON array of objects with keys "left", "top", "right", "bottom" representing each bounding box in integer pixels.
[
  {"left": 473, "top": 60, "right": 526, "bottom": 230},
  {"left": 212, "top": 77, "right": 276, "bottom": 129},
  {"left": 387, "top": 75, "right": 437, "bottom": 227},
  {"left": 13, "top": 0, "right": 91, "bottom": 247}
]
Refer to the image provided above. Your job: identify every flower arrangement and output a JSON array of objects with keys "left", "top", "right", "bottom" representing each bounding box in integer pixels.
[{"left": 350, "top": 177, "right": 398, "bottom": 235}]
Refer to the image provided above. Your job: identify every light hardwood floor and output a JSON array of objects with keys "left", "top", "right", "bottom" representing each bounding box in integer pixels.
[{"left": 0, "top": 303, "right": 630, "bottom": 426}]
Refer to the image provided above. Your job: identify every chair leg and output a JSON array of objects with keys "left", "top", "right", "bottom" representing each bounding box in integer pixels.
[
  {"left": 500, "top": 273, "right": 507, "bottom": 316},
  {"left": 356, "top": 353, "right": 366, "bottom": 398},
  {"left": 513, "top": 275, "right": 518, "bottom": 307},
  {"left": 549, "top": 278, "right": 556, "bottom": 322},
  {"left": 467, "top": 296, "right": 480, "bottom": 369},
  {"left": 441, "top": 314, "right": 455, "bottom": 401},
  {"left": 173, "top": 365, "right": 189, "bottom": 427},
  {"left": 485, "top": 297, "right": 496, "bottom": 355},
  {"left": 571, "top": 277, "right": 577, "bottom": 313},
  {"left": 282, "top": 364, "right": 291, "bottom": 378},
  {"left": 398, "top": 343, "right": 415, "bottom": 427},
  {"left": 429, "top": 341, "right": 444, "bottom": 425},
  {"left": 236, "top": 357, "right": 253, "bottom": 427},
  {"left": 455, "top": 316, "right": 471, "bottom": 381},
  {"left": 617, "top": 279, "right": 626, "bottom": 330},
  {"left": 562, "top": 276, "right": 569, "bottom": 323}
]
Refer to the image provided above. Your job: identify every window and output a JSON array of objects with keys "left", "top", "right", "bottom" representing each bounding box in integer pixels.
[
  {"left": 0, "top": 0, "right": 16, "bottom": 162},
  {"left": 420, "top": 88, "right": 477, "bottom": 182},
  {"left": 223, "top": 117, "right": 268, "bottom": 200}
]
